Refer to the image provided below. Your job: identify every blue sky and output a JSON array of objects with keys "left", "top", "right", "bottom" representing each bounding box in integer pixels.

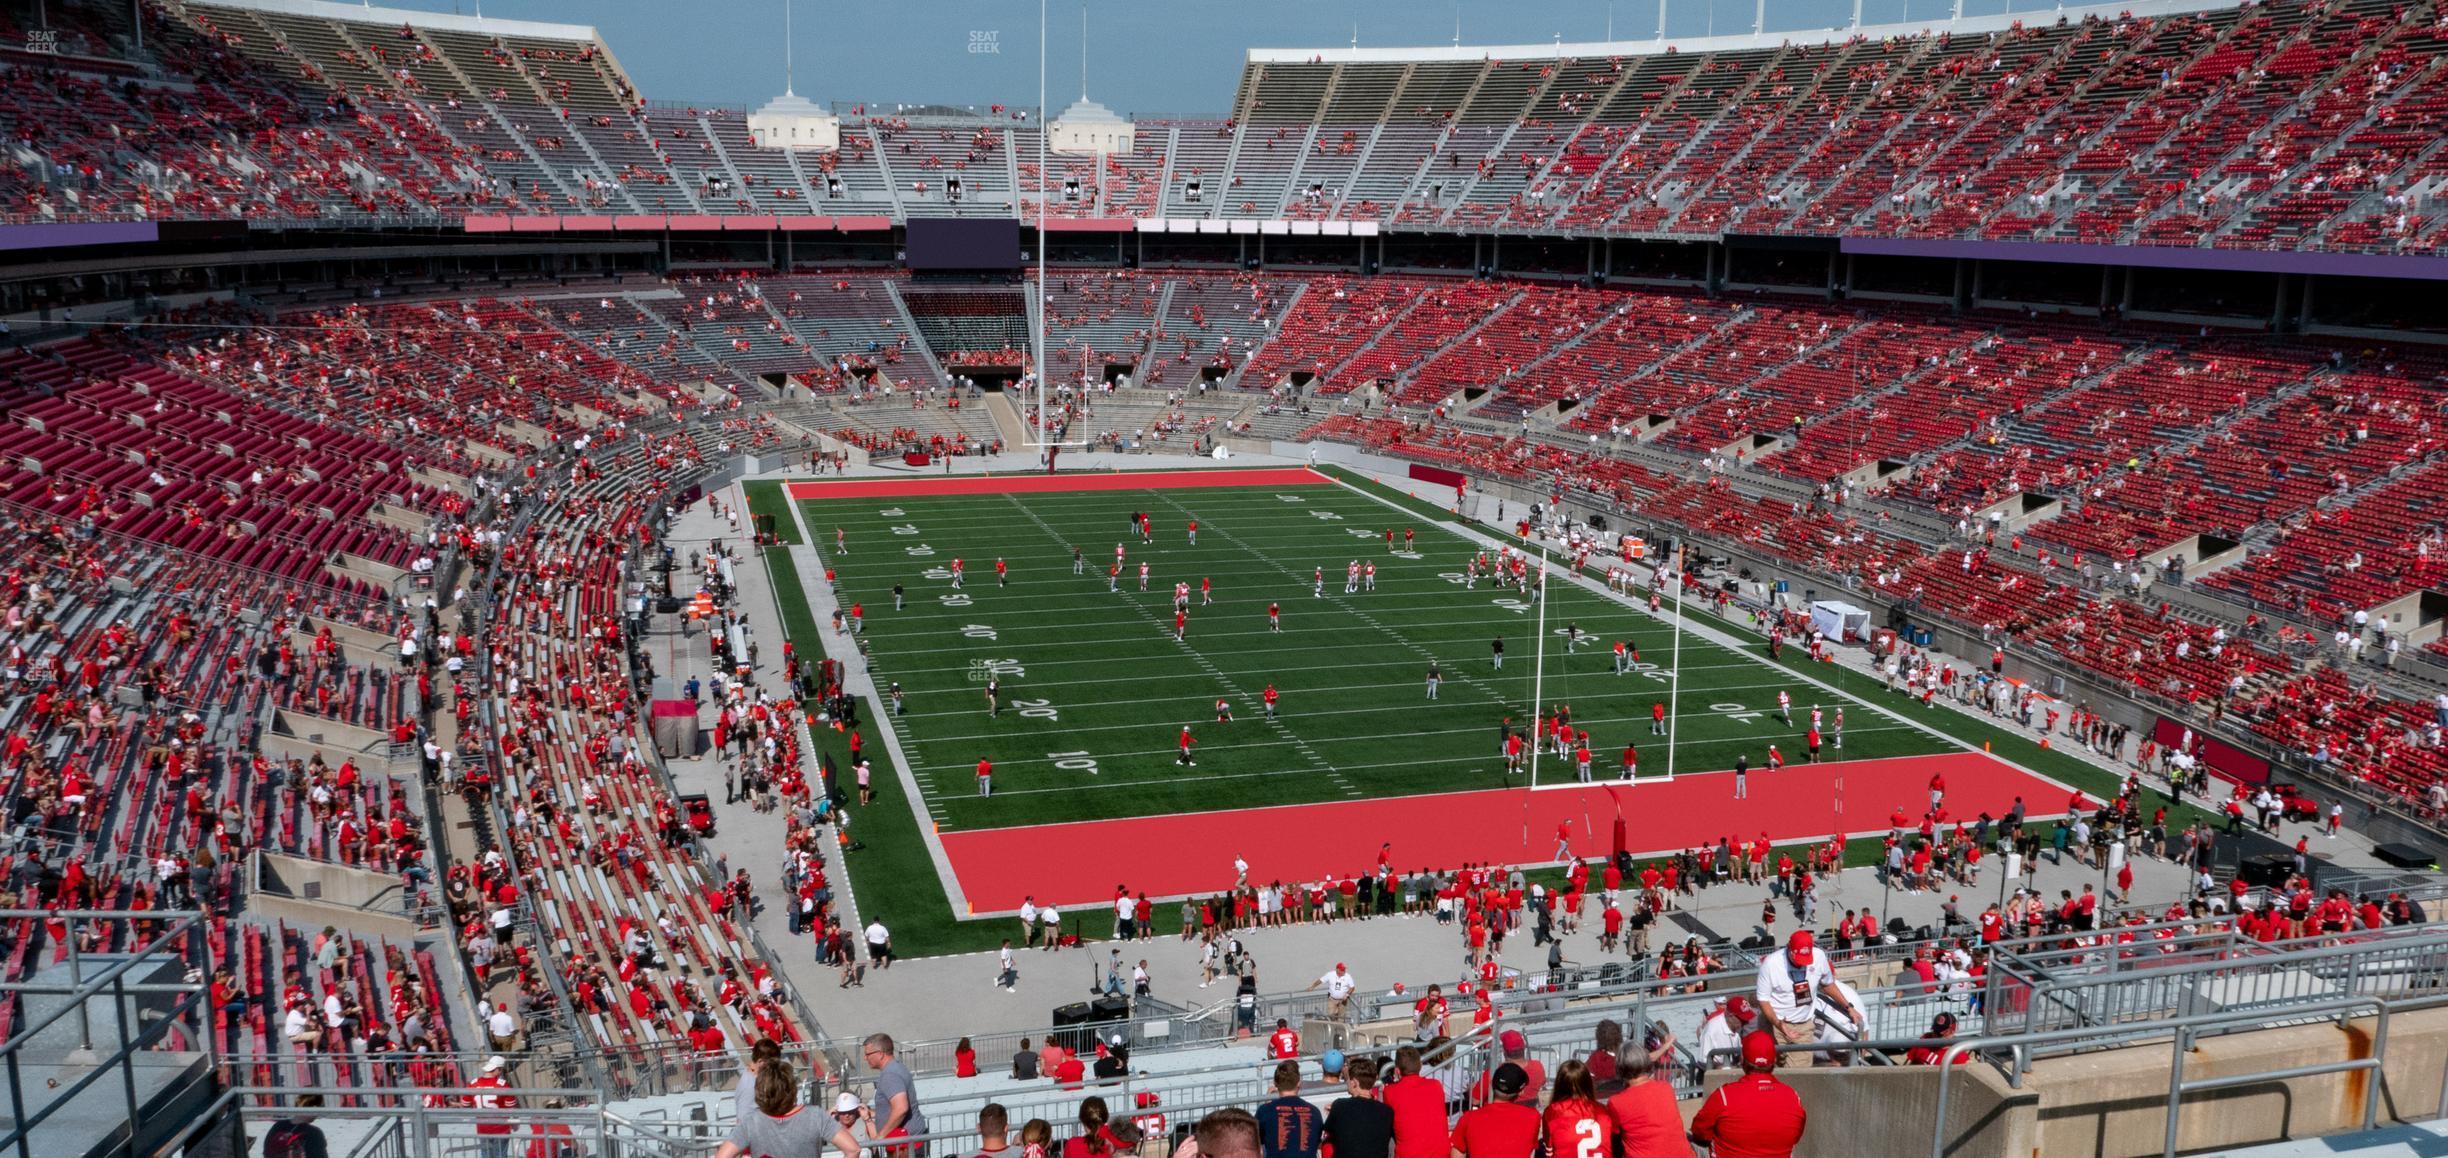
[{"left": 385, "top": 0, "right": 2076, "bottom": 115}]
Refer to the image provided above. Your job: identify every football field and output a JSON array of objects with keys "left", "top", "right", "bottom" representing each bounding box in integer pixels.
[{"left": 781, "top": 466, "right": 2068, "bottom": 917}]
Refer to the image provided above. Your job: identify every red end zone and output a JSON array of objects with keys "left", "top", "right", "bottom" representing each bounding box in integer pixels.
[
  {"left": 785, "top": 467, "right": 1332, "bottom": 501},
  {"left": 938, "top": 751, "right": 2067, "bottom": 913}
]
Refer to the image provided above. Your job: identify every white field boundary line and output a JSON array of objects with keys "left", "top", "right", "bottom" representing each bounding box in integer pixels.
[{"left": 763, "top": 539, "right": 977, "bottom": 922}]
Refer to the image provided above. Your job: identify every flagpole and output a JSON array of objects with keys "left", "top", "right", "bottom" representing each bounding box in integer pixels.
[
  {"left": 1527, "top": 538, "right": 1549, "bottom": 792},
  {"left": 1665, "top": 543, "right": 1684, "bottom": 780}
]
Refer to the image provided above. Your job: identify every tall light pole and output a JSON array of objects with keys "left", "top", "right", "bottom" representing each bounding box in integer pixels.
[{"left": 1035, "top": 0, "right": 1047, "bottom": 459}]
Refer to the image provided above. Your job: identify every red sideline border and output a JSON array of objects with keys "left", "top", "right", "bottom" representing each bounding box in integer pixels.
[
  {"left": 784, "top": 467, "right": 1333, "bottom": 501},
  {"left": 938, "top": 751, "right": 2071, "bottom": 912}
]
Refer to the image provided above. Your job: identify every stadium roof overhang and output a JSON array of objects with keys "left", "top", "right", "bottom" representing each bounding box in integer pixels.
[
  {"left": 194, "top": 0, "right": 600, "bottom": 45},
  {"left": 1246, "top": 0, "right": 2243, "bottom": 65}
]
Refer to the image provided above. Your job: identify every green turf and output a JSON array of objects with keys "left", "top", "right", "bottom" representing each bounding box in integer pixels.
[
  {"left": 801, "top": 480, "right": 1955, "bottom": 834},
  {"left": 742, "top": 480, "right": 804, "bottom": 544},
  {"left": 756, "top": 533, "right": 1128, "bottom": 955},
  {"left": 751, "top": 468, "right": 2220, "bottom": 956}
]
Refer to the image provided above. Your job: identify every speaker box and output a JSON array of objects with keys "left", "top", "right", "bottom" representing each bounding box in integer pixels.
[
  {"left": 2237, "top": 852, "right": 2294, "bottom": 888},
  {"left": 2373, "top": 843, "right": 2436, "bottom": 870},
  {"left": 1049, "top": 1002, "right": 1094, "bottom": 1053}
]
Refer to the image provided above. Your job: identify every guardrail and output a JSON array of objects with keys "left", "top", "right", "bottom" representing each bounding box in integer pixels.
[
  {"left": 1927, "top": 996, "right": 2396, "bottom": 1158},
  {"left": 0, "top": 910, "right": 211, "bottom": 1158},
  {"left": 1994, "top": 927, "right": 2448, "bottom": 1046}
]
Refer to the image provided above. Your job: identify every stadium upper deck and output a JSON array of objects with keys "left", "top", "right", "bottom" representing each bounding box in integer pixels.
[{"left": 0, "top": 0, "right": 2440, "bottom": 255}]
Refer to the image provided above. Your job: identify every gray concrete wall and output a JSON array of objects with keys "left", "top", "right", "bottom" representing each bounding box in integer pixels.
[
  {"left": 260, "top": 708, "right": 395, "bottom": 767},
  {"left": 250, "top": 851, "right": 422, "bottom": 941},
  {"left": 1682, "top": 1006, "right": 2448, "bottom": 1158}
]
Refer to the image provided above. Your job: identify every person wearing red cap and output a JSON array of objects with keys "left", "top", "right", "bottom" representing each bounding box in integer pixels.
[
  {"left": 1698, "top": 996, "right": 1752, "bottom": 1069},
  {"left": 1688, "top": 1031, "right": 1807, "bottom": 1157},
  {"left": 1308, "top": 963, "right": 1358, "bottom": 1024},
  {"left": 1753, "top": 931, "right": 1859, "bottom": 1057},
  {"left": 1905, "top": 1012, "right": 1971, "bottom": 1066},
  {"left": 1470, "top": 1031, "right": 1545, "bottom": 1106}
]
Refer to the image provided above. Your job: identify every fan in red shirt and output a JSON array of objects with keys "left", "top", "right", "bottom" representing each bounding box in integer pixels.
[
  {"left": 1267, "top": 1018, "right": 1300, "bottom": 1059},
  {"left": 1449, "top": 1063, "right": 1540, "bottom": 1158},
  {"left": 1540, "top": 1061, "right": 1612, "bottom": 1158},
  {"left": 1904, "top": 1011, "right": 1972, "bottom": 1066},
  {"left": 1381, "top": 1046, "right": 1449, "bottom": 1158},
  {"left": 1689, "top": 1032, "right": 1807, "bottom": 1157}
]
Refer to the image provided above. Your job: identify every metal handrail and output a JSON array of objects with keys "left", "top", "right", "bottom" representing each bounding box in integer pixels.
[
  {"left": 1923, "top": 995, "right": 2393, "bottom": 1158},
  {"left": 0, "top": 910, "right": 210, "bottom": 1158}
]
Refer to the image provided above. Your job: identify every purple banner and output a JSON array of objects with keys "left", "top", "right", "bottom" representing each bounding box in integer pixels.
[
  {"left": 0, "top": 222, "right": 158, "bottom": 251},
  {"left": 1841, "top": 236, "right": 2448, "bottom": 281}
]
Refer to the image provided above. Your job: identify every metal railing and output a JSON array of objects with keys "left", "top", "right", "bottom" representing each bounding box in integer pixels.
[
  {"left": 1992, "top": 926, "right": 2448, "bottom": 1045},
  {"left": 0, "top": 909, "right": 211, "bottom": 1158},
  {"left": 1925, "top": 996, "right": 2396, "bottom": 1158}
]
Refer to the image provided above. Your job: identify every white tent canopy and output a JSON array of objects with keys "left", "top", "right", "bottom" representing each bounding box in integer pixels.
[{"left": 1810, "top": 600, "right": 1872, "bottom": 642}]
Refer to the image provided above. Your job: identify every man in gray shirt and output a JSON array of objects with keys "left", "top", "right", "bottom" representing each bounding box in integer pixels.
[
  {"left": 1011, "top": 1038, "right": 1040, "bottom": 1079},
  {"left": 865, "top": 1033, "right": 928, "bottom": 1141}
]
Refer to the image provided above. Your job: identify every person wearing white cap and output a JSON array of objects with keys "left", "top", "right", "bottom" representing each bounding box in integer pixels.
[
  {"left": 717, "top": 1055, "right": 833, "bottom": 1158},
  {"left": 466, "top": 1056, "right": 517, "bottom": 1158}
]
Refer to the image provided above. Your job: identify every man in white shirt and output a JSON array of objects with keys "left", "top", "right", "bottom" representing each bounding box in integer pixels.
[
  {"left": 1753, "top": 932, "right": 1859, "bottom": 1057},
  {"left": 865, "top": 920, "right": 892, "bottom": 969},
  {"left": 1696, "top": 996, "right": 1753, "bottom": 1069},
  {"left": 1309, "top": 963, "right": 1358, "bottom": 1024},
  {"left": 488, "top": 1005, "right": 518, "bottom": 1051},
  {"left": 283, "top": 1001, "right": 318, "bottom": 1050},
  {"left": 1018, "top": 898, "right": 1039, "bottom": 948}
]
